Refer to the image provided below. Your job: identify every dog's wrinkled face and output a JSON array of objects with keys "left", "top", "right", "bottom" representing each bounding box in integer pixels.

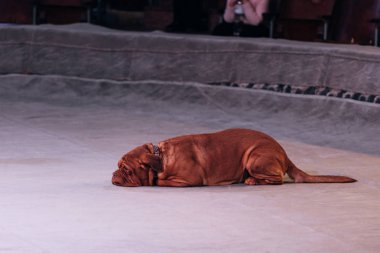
[
  {"left": 112, "top": 144, "right": 161, "bottom": 187},
  {"left": 112, "top": 157, "right": 145, "bottom": 187}
]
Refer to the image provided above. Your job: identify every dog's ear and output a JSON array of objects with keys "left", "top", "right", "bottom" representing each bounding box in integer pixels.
[{"left": 140, "top": 153, "right": 162, "bottom": 172}]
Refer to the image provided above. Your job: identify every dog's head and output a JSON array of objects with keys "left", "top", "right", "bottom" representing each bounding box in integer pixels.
[{"left": 112, "top": 144, "right": 161, "bottom": 187}]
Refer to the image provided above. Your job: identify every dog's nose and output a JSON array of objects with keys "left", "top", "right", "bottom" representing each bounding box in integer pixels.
[
  {"left": 112, "top": 180, "right": 122, "bottom": 186},
  {"left": 112, "top": 173, "right": 124, "bottom": 186}
]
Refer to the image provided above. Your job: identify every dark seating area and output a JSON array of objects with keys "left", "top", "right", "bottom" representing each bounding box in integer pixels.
[{"left": 0, "top": 0, "right": 379, "bottom": 46}]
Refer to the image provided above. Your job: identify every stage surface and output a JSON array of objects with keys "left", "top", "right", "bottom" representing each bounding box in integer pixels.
[{"left": 0, "top": 24, "right": 379, "bottom": 253}]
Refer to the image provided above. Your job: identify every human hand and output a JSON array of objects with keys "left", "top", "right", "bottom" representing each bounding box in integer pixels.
[{"left": 228, "top": 0, "right": 248, "bottom": 7}]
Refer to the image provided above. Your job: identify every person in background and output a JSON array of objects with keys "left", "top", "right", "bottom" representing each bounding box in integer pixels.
[{"left": 213, "top": 0, "right": 269, "bottom": 37}]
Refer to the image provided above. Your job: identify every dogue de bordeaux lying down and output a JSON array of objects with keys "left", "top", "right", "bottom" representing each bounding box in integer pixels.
[{"left": 112, "top": 128, "right": 356, "bottom": 187}]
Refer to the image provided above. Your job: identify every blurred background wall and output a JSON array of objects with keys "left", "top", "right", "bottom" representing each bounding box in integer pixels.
[{"left": 0, "top": 0, "right": 379, "bottom": 45}]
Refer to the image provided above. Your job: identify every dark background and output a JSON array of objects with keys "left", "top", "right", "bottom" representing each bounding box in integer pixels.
[{"left": 1, "top": 0, "right": 380, "bottom": 45}]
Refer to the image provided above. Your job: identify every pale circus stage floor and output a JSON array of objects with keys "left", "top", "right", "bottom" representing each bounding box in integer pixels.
[{"left": 0, "top": 75, "right": 379, "bottom": 253}]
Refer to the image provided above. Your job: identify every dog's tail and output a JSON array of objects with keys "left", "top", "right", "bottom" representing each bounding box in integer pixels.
[{"left": 286, "top": 160, "right": 356, "bottom": 183}]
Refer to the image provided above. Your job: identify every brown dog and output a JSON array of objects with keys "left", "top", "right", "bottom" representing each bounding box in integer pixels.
[{"left": 112, "top": 128, "right": 356, "bottom": 187}]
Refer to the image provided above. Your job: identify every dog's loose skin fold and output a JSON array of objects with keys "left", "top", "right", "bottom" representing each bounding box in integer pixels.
[{"left": 112, "top": 128, "right": 356, "bottom": 187}]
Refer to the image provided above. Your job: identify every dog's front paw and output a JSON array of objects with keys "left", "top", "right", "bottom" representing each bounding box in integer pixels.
[{"left": 244, "top": 177, "right": 256, "bottom": 185}]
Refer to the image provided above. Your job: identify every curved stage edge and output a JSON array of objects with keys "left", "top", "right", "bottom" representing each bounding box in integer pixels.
[{"left": 1, "top": 23, "right": 380, "bottom": 100}]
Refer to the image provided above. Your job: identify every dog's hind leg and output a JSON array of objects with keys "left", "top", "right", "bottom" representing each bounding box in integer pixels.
[{"left": 245, "top": 155, "right": 285, "bottom": 185}]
